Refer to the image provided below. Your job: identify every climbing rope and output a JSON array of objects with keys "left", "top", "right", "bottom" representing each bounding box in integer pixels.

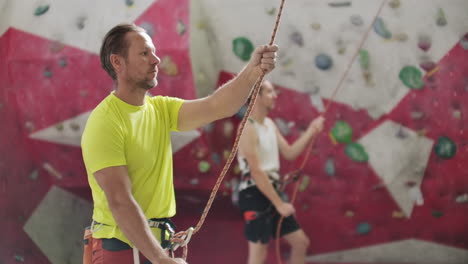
[
  {"left": 171, "top": 0, "right": 287, "bottom": 260},
  {"left": 274, "top": 0, "right": 389, "bottom": 263}
]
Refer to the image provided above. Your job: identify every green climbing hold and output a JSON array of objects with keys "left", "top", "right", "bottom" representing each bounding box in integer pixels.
[
  {"left": 299, "top": 175, "right": 310, "bottom": 192},
  {"left": 325, "top": 157, "right": 336, "bottom": 176},
  {"left": 436, "top": 8, "right": 447, "bottom": 26},
  {"left": 34, "top": 5, "right": 50, "bottom": 16},
  {"left": 434, "top": 136, "right": 457, "bottom": 159},
  {"left": 399, "top": 66, "right": 424, "bottom": 89},
  {"left": 356, "top": 222, "right": 371, "bottom": 235},
  {"left": 359, "top": 50, "right": 369, "bottom": 70},
  {"left": 432, "top": 210, "right": 444, "bottom": 218},
  {"left": 331, "top": 120, "right": 353, "bottom": 143},
  {"left": 345, "top": 143, "right": 369, "bottom": 162},
  {"left": 198, "top": 161, "right": 211, "bottom": 173},
  {"left": 233, "top": 37, "right": 254, "bottom": 61}
]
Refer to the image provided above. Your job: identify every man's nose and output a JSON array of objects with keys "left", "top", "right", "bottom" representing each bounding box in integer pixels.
[{"left": 152, "top": 53, "right": 160, "bottom": 65}]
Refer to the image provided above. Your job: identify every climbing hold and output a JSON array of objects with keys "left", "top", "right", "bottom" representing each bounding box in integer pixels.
[
  {"left": 34, "top": 5, "right": 50, "bottom": 16},
  {"left": 416, "top": 129, "right": 428, "bottom": 137},
  {"left": 125, "top": 0, "right": 134, "bottom": 7},
  {"left": 58, "top": 58, "right": 67, "bottom": 68},
  {"left": 436, "top": 8, "right": 447, "bottom": 26},
  {"left": 194, "top": 146, "right": 208, "bottom": 159},
  {"left": 43, "top": 68, "right": 52, "bottom": 78},
  {"left": 70, "top": 122, "right": 80, "bottom": 131},
  {"left": 290, "top": 31, "right": 304, "bottom": 47},
  {"left": 266, "top": 7, "right": 276, "bottom": 15},
  {"left": 14, "top": 254, "right": 24, "bottom": 262},
  {"left": 432, "top": 210, "right": 443, "bottom": 218},
  {"left": 198, "top": 161, "right": 211, "bottom": 173},
  {"left": 233, "top": 164, "right": 241, "bottom": 175},
  {"left": 392, "top": 211, "right": 406, "bottom": 218},
  {"left": 396, "top": 126, "right": 409, "bottom": 139},
  {"left": 196, "top": 19, "right": 207, "bottom": 30},
  {"left": 350, "top": 15, "right": 363, "bottom": 26},
  {"left": 399, "top": 66, "right": 424, "bottom": 89},
  {"left": 76, "top": 16, "right": 86, "bottom": 30},
  {"left": 345, "top": 143, "right": 369, "bottom": 162},
  {"left": 275, "top": 118, "right": 291, "bottom": 136},
  {"left": 359, "top": 50, "right": 370, "bottom": 70},
  {"left": 460, "top": 33, "right": 468, "bottom": 50},
  {"left": 232, "top": 37, "right": 254, "bottom": 61},
  {"left": 331, "top": 120, "right": 353, "bottom": 143},
  {"left": 373, "top": 17, "right": 392, "bottom": 39},
  {"left": 409, "top": 186, "right": 424, "bottom": 206},
  {"left": 315, "top": 53, "right": 333, "bottom": 70},
  {"left": 223, "top": 150, "right": 231, "bottom": 160},
  {"left": 420, "top": 61, "right": 436, "bottom": 72},
  {"left": 177, "top": 20, "right": 186, "bottom": 35},
  {"left": 55, "top": 123, "right": 64, "bottom": 131},
  {"left": 356, "top": 222, "right": 371, "bottom": 235},
  {"left": 190, "top": 178, "right": 199, "bottom": 185},
  {"left": 24, "top": 121, "right": 34, "bottom": 132},
  {"left": 418, "top": 34, "right": 432, "bottom": 52},
  {"left": 159, "top": 56, "right": 178, "bottom": 76},
  {"left": 29, "top": 169, "right": 39, "bottom": 180},
  {"left": 310, "top": 23, "right": 321, "bottom": 30},
  {"left": 455, "top": 194, "right": 468, "bottom": 203},
  {"left": 338, "top": 47, "right": 346, "bottom": 55},
  {"left": 434, "top": 136, "right": 457, "bottom": 159},
  {"left": 328, "top": 1, "right": 351, "bottom": 7},
  {"left": 50, "top": 41, "right": 65, "bottom": 53},
  {"left": 394, "top": 32, "right": 408, "bottom": 42},
  {"left": 345, "top": 210, "right": 354, "bottom": 217},
  {"left": 324, "top": 157, "right": 336, "bottom": 176},
  {"left": 299, "top": 175, "right": 310, "bottom": 192},
  {"left": 453, "top": 110, "right": 462, "bottom": 120},
  {"left": 139, "top": 22, "right": 155, "bottom": 37},
  {"left": 388, "top": 0, "right": 401, "bottom": 8}
]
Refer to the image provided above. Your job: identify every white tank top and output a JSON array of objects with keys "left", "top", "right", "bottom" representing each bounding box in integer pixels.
[{"left": 238, "top": 118, "right": 280, "bottom": 176}]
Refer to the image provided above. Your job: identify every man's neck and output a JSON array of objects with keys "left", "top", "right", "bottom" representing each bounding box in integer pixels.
[{"left": 114, "top": 82, "right": 147, "bottom": 106}]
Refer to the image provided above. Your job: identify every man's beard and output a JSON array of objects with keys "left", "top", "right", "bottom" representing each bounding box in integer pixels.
[{"left": 136, "top": 78, "right": 157, "bottom": 90}]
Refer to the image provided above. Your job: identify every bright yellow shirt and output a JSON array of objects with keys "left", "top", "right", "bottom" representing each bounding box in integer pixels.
[{"left": 81, "top": 92, "right": 184, "bottom": 246}]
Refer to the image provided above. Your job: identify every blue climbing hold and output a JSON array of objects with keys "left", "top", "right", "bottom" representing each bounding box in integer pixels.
[{"left": 315, "top": 54, "right": 333, "bottom": 70}]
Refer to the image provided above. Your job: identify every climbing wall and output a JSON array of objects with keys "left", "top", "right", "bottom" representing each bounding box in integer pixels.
[
  {"left": 189, "top": 0, "right": 468, "bottom": 263},
  {"left": 1, "top": 0, "right": 468, "bottom": 263}
]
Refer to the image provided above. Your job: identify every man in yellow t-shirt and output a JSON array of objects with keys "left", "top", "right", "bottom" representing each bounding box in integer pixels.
[{"left": 81, "top": 23, "right": 278, "bottom": 264}]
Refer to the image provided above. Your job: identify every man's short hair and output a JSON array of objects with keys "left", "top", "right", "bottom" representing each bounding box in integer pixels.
[{"left": 100, "top": 23, "right": 146, "bottom": 80}]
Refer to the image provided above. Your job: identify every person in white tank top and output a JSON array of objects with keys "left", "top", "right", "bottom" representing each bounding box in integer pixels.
[{"left": 237, "top": 80, "right": 325, "bottom": 264}]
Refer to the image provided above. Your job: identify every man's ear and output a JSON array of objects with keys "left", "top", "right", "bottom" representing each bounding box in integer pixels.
[{"left": 110, "top": 54, "right": 123, "bottom": 74}]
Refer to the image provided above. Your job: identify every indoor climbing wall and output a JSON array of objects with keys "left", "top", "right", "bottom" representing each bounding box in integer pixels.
[
  {"left": 189, "top": 0, "right": 468, "bottom": 263},
  {"left": 1, "top": 0, "right": 468, "bottom": 264}
]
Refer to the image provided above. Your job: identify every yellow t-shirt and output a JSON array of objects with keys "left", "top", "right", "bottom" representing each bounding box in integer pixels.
[{"left": 81, "top": 92, "right": 184, "bottom": 246}]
